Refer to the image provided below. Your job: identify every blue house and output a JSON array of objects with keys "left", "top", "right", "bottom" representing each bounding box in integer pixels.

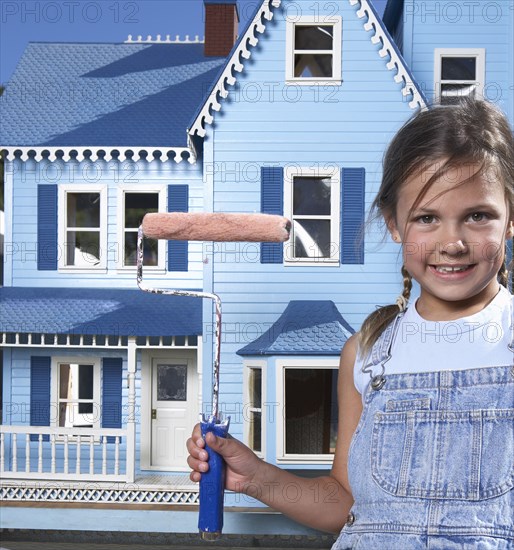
[{"left": 1, "top": 0, "right": 512, "bottom": 540}]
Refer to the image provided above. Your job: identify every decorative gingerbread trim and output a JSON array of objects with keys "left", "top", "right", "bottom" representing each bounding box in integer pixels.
[
  {"left": 189, "top": 0, "right": 282, "bottom": 137},
  {"left": 349, "top": 0, "right": 427, "bottom": 110}
]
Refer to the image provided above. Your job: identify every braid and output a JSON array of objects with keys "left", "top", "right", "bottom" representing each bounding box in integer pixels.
[
  {"left": 401, "top": 265, "right": 412, "bottom": 302},
  {"left": 498, "top": 259, "right": 509, "bottom": 288},
  {"left": 359, "top": 266, "right": 412, "bottom": 355}
]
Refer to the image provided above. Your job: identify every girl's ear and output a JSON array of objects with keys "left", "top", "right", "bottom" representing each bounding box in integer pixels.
[
  {"left": 386, "top": 216, "right": 401, "bottom": 243},
  {"left": 507, "top": 220, "right": 514, "bottom": 239}
]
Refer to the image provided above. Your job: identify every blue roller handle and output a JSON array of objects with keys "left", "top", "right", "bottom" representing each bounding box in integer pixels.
[{"left": 199, "top": 414, "right": 230, "bottom": 540}]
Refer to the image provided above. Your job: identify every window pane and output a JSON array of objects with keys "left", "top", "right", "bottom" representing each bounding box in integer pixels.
[
  {"left": 59, "top": 364, "right": 72, "bottom": 400},
  {"left": 293, "top": 177, "right": 331, "bottom": 215},
  {"left": 441, "top": 83, "right": 477, "bottom": 104},
  {"left": 285, "top": 369, "right": 338, "bottom": 454},
  {"left": 441, "top": 57, "right": 476, "bottom": 80},
  {"left": 78, "top": 364, "right": 94, "bottom": 400},
  {"left": 67, "top": 193, "right": 100, "bottom": 227},
  {"left": 293, "top": 219, "right": 331, "bottom": 258},
  {"left": 249, "top": 411, "right": 262, "bottom": 453},
  {"left": 157, "top": 364, "right": 187, "bottom": 401},
  {"left": 295, "top": 25, "right": 333, "bottom": 50},
  {"left": 66, "top": 231, "right": 100, "bottom": 266},
  {"left": 249, "top": 368, "right": 262, "bottom": 408},
  {"left": 125, "top": 193, "right": 158, "bottom": 228},
  {"left": 124, "top": 232, "right": 158, "bottom": 266},
  {"left": 294, "top": 54, "right": 332, "bottom": 78}
]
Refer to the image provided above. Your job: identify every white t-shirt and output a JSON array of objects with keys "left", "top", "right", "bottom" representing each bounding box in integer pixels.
[{"left": 354, "top": 286, "right": 513, "bottom": 395}]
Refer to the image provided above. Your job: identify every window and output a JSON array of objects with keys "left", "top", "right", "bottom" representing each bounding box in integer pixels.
[
  {"left": 52, "top": 357, "right": 101, "bottom": 430},
  {"left": 277, "top": 361, "right": 339, "bottom": 463},
  {"left": 284, "top": 165, "right": 340, "bottom": 264},
  {"left": 244, "top": 363, "right": 265, "bottom": 456},
  {"left": 59, "top": 186, "right": 107, "bottom": 269},
  {"left": 286, "top": 17, "right": 342, "bottom": 84},
  {"left": 434, "top": 48, "right": 485, "bottom": 104},
  {"left": 118, "top": 187, "right": 165, "bottom": 269}
]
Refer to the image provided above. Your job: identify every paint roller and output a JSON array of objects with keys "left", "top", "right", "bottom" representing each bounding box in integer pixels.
[{"left": 137, "top": 212, "right": 291, "bottom": 540}]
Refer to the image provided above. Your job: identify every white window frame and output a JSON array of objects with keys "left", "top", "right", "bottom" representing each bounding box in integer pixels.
[
  {"left": 284, "top": 165, "right": 340, "bottom": 266},
  {"left": 58, "top": 185, "right": 107, "bottom": 272},
  {"left": 285, "top": 16, "right": 342, "bottom": 85},
  {"left": 243, "top": 360, "right": 266, "bottom": 459},
  {"left": 434, "top": 48, "right": 485, "bottom": 104},
  {"left": 116, "top": 185, "right": 166, "bottom": 271},
  {"left": 276, "top": 359, "right": 339, "bottom": 464},
  {"left": 50, "top": 356, "right": 102, "bottom": 434}
]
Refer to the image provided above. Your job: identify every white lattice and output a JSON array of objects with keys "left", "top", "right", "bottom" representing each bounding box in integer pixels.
[{"left": 1, "top": 484, "right": 199, "bottom": 505}]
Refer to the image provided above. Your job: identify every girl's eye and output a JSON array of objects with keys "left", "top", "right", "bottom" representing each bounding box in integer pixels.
[
  {"left": 470, "top": 212, "right": 487, "bottom": 222},
  {"left": 417, "top": 215, "right": 435, "bottom": 224}
]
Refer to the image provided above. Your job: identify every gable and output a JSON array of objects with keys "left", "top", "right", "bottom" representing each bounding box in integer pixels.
[{"left": 190, "top": 0, "right": 427, "bottom": 137}]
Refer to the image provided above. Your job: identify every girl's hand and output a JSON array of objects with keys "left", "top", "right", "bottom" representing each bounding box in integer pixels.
[{"left": 186, "top": 423, "right": 262, "bottom": 494}]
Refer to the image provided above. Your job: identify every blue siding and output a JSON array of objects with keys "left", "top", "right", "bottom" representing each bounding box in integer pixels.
[
  {"left": 403, "top": 0, "right": 513, "bottom": 118},
  {"left": 37, "top": 185, "right": 58, "bottom": 271},
  {"left": 341, "top": 168, "right": 365, "bottom": 265},
  {"left": 30, "top": 356, "right": 51, "bottom": 440},
  {"left": 167, "top": 184, "right": 189, "bottom": 272},
  {"left": 260, "top": 167, "right": 284, "bottom": 264}
]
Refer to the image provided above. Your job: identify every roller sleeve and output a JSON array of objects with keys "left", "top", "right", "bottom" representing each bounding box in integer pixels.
[{"left": 141, "top": 212, "right": 291, "bottom": 242}]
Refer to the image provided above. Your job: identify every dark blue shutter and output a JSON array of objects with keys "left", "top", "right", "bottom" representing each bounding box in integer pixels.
[
  {"left": 102, "top": 358, "right": 123, "bottom": 443},
  {"left": 168, "top": 185, "right": 189, "bottom": 272},
  {"left": 260, "top": 167, "right": 284, "bottom": 264},
  {"left": 30, "top": 356, "right": 51, "bottom": 441},
  {"left": 37, "top": 185, "right": 58, "bottom": 270},
  {"left": 341, "top": 168, "right": 365, "bottom": 264}
]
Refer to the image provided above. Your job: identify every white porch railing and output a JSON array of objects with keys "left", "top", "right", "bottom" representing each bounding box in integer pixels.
[{"left": 0, "top": 425, "right": 135, "bottom": 482}]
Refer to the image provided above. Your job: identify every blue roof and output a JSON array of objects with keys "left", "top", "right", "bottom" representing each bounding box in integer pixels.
[
  {"left": 0, "top": 287, "right": 202, "bottom": 337},
  {"left": 0, "top": 42, "right": 225, "bottom": 147},
  {"left": 237, "top": 301, "right": 354, "bottom": 356}
]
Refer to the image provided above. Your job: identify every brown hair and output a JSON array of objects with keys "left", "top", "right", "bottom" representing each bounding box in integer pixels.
[{"left": 359, "top": 98, "right": 514, "bottom": 355}]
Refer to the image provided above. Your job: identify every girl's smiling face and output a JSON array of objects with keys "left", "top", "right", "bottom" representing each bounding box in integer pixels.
[{"left": 388, "top": 162, "right": 514, "bottom": 321}]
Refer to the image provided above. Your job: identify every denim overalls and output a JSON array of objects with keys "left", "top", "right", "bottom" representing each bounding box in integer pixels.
[{"left": 333, "top": 302, "right": 514, "bottom": 550}]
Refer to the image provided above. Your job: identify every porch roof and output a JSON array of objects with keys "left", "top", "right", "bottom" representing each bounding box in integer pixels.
[
  {"left": 237, "top": 301, "right": 355, "bottom": 356},
  {"left": 0, "top": 287, "right": 202, "bottom": 337}
]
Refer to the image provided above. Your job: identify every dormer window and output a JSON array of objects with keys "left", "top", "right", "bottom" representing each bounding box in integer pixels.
[
  {"left": 434, "top": 48, "right": 485, "bottom": 104},
  {"left": 286, "top": 17, "right": 342, "bottom": 84}
]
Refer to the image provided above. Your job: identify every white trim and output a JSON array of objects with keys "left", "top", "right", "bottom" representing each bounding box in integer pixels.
[
  {"left": 434, "top": 48, "right": 486, "bottom": 104},
  {"left": 283, "top": 165, "right": 340, "bottom": 265},
  {"left": 189, "top": 0, "right": 282, "bottom": 137},
  {"left": 0, "top": 147, "right": 197, "bottom": 164},
  {"left": 58, "top": 184, "right": 108, "bottom": 271},
  {"left": 275, "top": 358, "right": 339, "bottom": 465},
  {"left": 349, "top": 0, "right": 426, "bottom": 110},
  {"left": 116, "top": 185, "right": 166, "bottom": 271},
  {"left": 125, "top": 34, "right": 204, "bottom": 44},
  {"left": 285, "top": 16, "right": 342, "bottom": 85},
  {"left": 50, "top": 356, "right": 101, "bottom": 432},
  {"left": 243, "top": 360, "right": 267, "bottom": 459}
]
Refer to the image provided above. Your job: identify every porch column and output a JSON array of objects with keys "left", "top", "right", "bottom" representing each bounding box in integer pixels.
[{"left": 126, "top": 336, "right": 137, "bottom": 482}]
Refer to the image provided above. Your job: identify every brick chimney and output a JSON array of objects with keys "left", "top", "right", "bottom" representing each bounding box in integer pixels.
[{"left": 204, "top": 0, "right": 239, "bottom": 57}]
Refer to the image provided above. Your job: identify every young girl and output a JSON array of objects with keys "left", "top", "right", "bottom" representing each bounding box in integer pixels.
[{"left": 187, "top": 99, "right": 514, "bottom": 549}]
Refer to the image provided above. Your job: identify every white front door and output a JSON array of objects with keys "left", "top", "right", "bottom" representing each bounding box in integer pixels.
[{"left": 150, "top": 355, "right": 198, "bottom": 469}]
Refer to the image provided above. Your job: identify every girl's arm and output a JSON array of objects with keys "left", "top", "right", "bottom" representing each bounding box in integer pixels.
[{"left": 186, "top": 334, "right": 363, "bottom": 535}]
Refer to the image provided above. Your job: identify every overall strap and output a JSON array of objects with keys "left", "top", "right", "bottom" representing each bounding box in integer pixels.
[
  {"left": 362, "top": 311, "right": 404, "bottom": 391},
  {"left": 509, "top": 294, "right": 514, "bottom": 358}
]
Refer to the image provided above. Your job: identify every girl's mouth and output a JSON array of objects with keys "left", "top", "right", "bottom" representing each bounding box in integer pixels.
[{"left": 430, "top": 264, "right": 475, "bottom": 275}]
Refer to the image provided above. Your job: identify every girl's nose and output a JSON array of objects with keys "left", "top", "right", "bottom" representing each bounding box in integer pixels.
[{"left": 442, "top": 239, "right": 468, "bottom": 255}]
